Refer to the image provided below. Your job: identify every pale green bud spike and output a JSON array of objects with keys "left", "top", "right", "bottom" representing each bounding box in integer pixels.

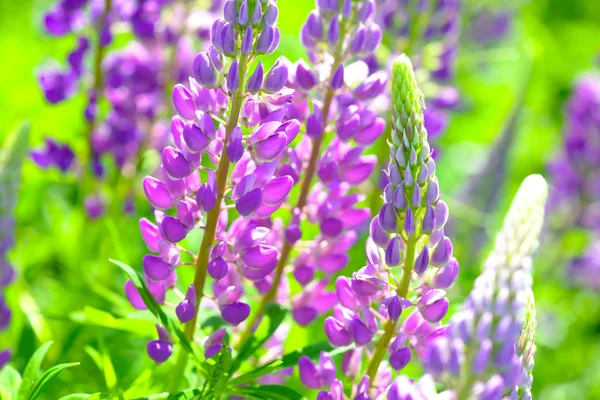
[
  {"left": 494, "top": 174, "right": 548, "bottom": 263},
  {"left": 391, "top": 54, "right": 426, "bottom": 149}
]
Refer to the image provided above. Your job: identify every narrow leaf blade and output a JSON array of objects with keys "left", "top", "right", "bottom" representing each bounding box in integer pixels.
[{"left": 17, "top": 341, "right": 54, "bottom": 400}]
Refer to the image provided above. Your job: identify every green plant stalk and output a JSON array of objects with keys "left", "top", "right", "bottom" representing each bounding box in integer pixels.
[
  {"left": 168, "top": 54, "right": 249, "bottom": 392},
  {"left": 365, "top": 234, "right": 418, "bottom": 382}
]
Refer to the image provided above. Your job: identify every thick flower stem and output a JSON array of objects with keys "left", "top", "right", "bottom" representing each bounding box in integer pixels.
[
  {"left": 168, "top": 56, "right": 248, "bottom": 391},
  {"left": 235, "top": 82, "right": 336, "bottom": 350},
  {"left": 366, "top": 235, "right": 418, "bottom": 382}
]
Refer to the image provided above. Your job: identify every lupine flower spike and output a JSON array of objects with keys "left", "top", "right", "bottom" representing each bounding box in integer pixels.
[
  {"left": 424, "top": 174, "right": 547, "bottom": 399},
  {"left": 237, "top": 0, "right": 386, "bottom": 345},
  {"left": 0, "top": 123, "right": 29, "bottom": 369},
  {"left": 317, "top": 54, "right": 458, "bottom": 398}
]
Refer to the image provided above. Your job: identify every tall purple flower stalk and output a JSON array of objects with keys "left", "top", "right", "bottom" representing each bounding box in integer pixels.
[
  {"left": 423, "top": 175, "right": 547, "bottom": 400},
  {"left": 236, "top": 0, "right": 387, "bottom": 347},
  {"left": 127, "top": 0, "right": 309, "bottom": 389},
  {"left": 548, "top": 74, "right": 600, "bottom": 289},
  {"left": 376, "top": 0, "right": 461, "bottom": 142},
  {"left": 308, "top": 54, "right": 458, "bottom": 398},
  {"left": 0, "top": 124, "right": 29, "bottom": 369},
  {"left": 36, "top": 0, "right": 214, "bottom": 216}
]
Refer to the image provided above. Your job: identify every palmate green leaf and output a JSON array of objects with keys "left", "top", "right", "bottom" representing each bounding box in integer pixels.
[
  {"left": 231, "top": 385, "right": 306, "bottom": 400},
  {"left": 17, "top": 341, "right": 53, "bottom": 400},
  {"left": 229, "top": 304, "right": 287, "bottom": 375},
  {"left": 0, "top": 365, "right": 21, "bottom": 400},
  {"left": 26, "top": 362, "right": 80, "bottom": 400},
  {"left": 109, "top": 259, "right": 196, "bottom": 357}
]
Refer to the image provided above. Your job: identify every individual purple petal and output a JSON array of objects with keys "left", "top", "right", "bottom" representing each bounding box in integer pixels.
[
  {"left": 143, "top": 254, "right": 172, "bottom": 281},
  {"left": 176, "top": 299, "right": 195, "bottom": 323},
  {"left": 247, "top": 62, "right": 264, "bottom": 94},
  {"left": 431, "top": 237, "right": 453, "bottom": 267},
  {"left": 196, "top": 183, "right": 217, "bottom": 212},
  {"left": 162, "top": 146, "right": 194, "bottom": 179},
  {"left": 242, "top": 244, "right": 278, "bottom": 268},
  {"left": 296, "top": 60, "right": 318, "bottom": 91},
  {"left": 208, "top": 257, "right": 229, "bottom": 280},
  {"left": 324, "top": 317, "right": 352, "bottom": 346},
  {"left": 263, "top": 59, "right": 288, "bottom": 93},
  {"left": 236, "top": 188, "right": 263, "bottom": 217},
  {"left": 378, "top": 203, "right": 397, "bottom": 233},
  {"left": 262, "top": 176, "right": 293, "bottom": 205},
  {"left": 172, "top": 84, "right": 196, "bottom": 119},
  {"left": 369, "top": 216, "right": 389, "bottom": 247},
  {"left": 385, "top": 236, "right": 402, "bottom": 266},
  {"left": 351, "top": 317, "right": 374, "bottom": 346},
  {"left": 192, "top": 51, "right": 218, "bottom": 88},
  {"left": 183, "top": 121, "right": 210, "bottom": 152},
  {"left": 389, "top": 347, "right": 411, "bottom": 371},
  {"left": 147, "top": 339, "right": 172, "bottom": 364},
  {"left": 414, "top": 246, "right": 429, "bottom": 275},
  {"left": 140, "top": 218, "right": 160, "bottom": 252},
  {"left": 204, "top": 328, "right": 226, "bottom": 358},
  {"left": 160, "top": 216, "right": 188, "bottom": 243},
  {"left": 432, "top": 257, "right": 459, "bottom": 289},
  {"left": 221, "top": 302, "right": 250, "bottom": 325},
  {"left": 299, "top": 355, "right": 322, "bottom": 389}
]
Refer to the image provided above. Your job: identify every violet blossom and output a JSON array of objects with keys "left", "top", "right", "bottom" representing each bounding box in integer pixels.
[
  {"left": 0, "top": 124, "right": 29, "bottom": 369},
  {"left": 423, "top": 175, "right": 547, "bottom": 399},
  {"left": 316, "top": 54, "right": 458, "bottom": 398}
]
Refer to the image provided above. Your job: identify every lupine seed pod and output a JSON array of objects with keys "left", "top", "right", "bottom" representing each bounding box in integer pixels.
[
  {"left": 424, "top": 174, "right": 548, "bottom": 399},
  {"left": 0, "top": 123, "right": 30, "bottom": 369}
]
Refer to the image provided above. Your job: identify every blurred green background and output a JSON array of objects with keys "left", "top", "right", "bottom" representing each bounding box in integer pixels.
[{"left": 1, "top": 0, "right": 600, "bottom": 398}]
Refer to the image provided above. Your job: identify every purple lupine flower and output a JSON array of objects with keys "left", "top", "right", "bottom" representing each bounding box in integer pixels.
[
  {"left": 376, "top": 0, "right": 461, "bottom": 144},
  {"left": 471, "top": 10, "right": 513, "bottom": 44},
  {"left": 30, "top": 137, "right": 76, "bottom": 172},
  {"left": 147, "top": 324, "right": 173, "bottom": 364},
  {"left": 423, "top": 175, "right": 547, "bottom": 399},
  {"left": 548, "top": 75, "right": 600, "bottom": 222},
  {"left": 0, "top": 124, "right": 29, "bottom": 369},
  {"left": 298, "top": 352, "right": 336, "bottom": 390},
  {"left": 234, "top": 0, "right": 387, "bottom": 351},
  {"left": 38, "top": 0, "right": 215, "bottom": 213},
  {"left": 547, "top": 75, "right": 600, "bottom": 290},
  {"left": 320, "top": 55, "right": 458, "bottom": 398},
  {"left": 570, "top": 241, "right": 600, "bottom": 290},
  {"left": 130, "top": 1, "right": 304, "bottom": 367}
]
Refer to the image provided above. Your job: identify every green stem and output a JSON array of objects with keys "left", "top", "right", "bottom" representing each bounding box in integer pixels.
[
  {"left": 168, "top": 54, "right": 249, "bottom": 392},
  {"left": 365, "top": 234, "right": 418, "bottom": 382}
]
